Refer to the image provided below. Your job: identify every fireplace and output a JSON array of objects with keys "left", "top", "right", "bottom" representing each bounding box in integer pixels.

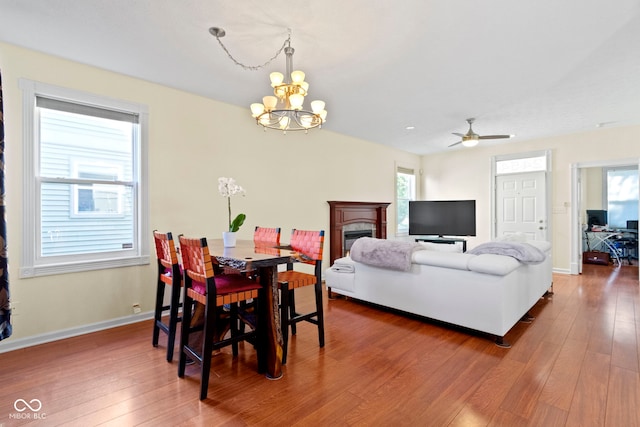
[
  {"left": 328, "top": 201, "right": 390, "bottom": 264},
  {"left": 343, "top": 228, "right": 375, "bottom": 256}
]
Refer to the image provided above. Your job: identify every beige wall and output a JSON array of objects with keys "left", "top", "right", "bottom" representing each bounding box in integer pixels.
[
  {"left": 0, "top": 42, "right": 420, "bottom": 342},
  {"left": 2, "top": 41, "right": 639, "bottom": 345},
  {"left": 422, "top": 127, "right": 640, "bottom": 271},
  {"left": 584, "top": 167, "right": 604, "bottom": 211}
]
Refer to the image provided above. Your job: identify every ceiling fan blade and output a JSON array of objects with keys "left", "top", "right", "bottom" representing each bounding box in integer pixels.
[
  {"left": 478, "top": 134, "right": 512, "bottom": 140},
  {"left": 452, "top": 132, "right": 465, "bottom": 137},
  {"left": 448, "top": 141, "right": 463, "bottom": 147}
]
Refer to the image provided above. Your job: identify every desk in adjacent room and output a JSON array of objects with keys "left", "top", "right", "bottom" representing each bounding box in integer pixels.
[{"left": 584, "top": 230, "right": 638, "bottom": 265}]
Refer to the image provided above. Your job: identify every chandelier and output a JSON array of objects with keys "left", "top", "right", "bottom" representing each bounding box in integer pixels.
[{"left": 210, "top": 27, "right": 327, "bottom": 134}]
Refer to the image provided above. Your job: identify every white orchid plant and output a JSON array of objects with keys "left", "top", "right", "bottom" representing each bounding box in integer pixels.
[{"left": 218, "top": 177, "right": 246, "bottom": 232}]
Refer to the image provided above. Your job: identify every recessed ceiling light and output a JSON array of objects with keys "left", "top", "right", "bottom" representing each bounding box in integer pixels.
[{"left": 405, "top": 126, "right": 415, "bottom": 130}]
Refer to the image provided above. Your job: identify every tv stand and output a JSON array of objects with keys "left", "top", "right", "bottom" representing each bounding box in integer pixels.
[{"left": 415, "top": 237, "right": 467, "bottom": 252}]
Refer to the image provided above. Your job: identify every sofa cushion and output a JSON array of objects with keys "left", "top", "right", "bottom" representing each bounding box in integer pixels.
[
  {"left": 467, "top": 254, "right": 520, "bottom": 276},
  {"left": 412, "top": 250, "right": 473, "bottom": 271}
]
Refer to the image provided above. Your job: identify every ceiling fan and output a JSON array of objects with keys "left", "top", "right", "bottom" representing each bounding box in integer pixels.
[{"left": 448, "top": 118, "right": 513, "bottom": 148}]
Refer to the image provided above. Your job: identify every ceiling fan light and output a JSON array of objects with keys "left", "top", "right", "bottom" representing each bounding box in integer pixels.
[{"left": 462, "top": 138, "right": 479, "bottom": 148}]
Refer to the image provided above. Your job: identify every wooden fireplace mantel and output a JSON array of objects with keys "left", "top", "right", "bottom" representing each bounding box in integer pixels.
[{"left": 327, "top": 201, "right": 391, "bottom": 265}]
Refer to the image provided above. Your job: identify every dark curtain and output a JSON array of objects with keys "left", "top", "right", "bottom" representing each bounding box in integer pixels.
[{"left": 0, "top": 68, "right": 11, "bottom": 340}]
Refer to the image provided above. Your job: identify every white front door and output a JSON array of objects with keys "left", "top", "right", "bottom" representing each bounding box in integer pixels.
[{"left": 496, "top": 171, "right": 547, "bottom": 240}]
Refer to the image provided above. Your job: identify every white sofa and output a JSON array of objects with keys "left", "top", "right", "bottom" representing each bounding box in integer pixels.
[{"left": 325, "top": 239, "right": 552, "bottom": 347}]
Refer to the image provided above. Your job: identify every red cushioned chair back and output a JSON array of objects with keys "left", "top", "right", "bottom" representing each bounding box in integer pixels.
[
  {"left": 290, "top": 229, "right": 324, "bottom": 263},
  {"left": 254, "top": 226, "right": 281, "bottom": 246},
  {"left": 153, "top": 230, "right": 179, "bottom": 270},
  {"left": 178, "top": 236, "right": 214, "bottom": 286}
]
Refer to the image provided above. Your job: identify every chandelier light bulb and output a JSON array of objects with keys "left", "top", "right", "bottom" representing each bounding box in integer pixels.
[
  {"left": 291, "top": 70, "right": 305, "bottom": 84},
  {"left": 311, "top": 100, "right": 325, "bottom": 114},
  {"left": 250, "top": 103, "right": 265, "bottom": 117},
  {"left": 263, "top": 96, "right": 278, "bottom": 111},
  {"left": 300, "top": 81, "right": 309, "bottom": 93},
  {"left": 279, "top": 116, "right": 290, "bottom": 129},
  {"left": 270, "top": 72, "right": 284, "bottom": 87},
  {"left": 300, "top": 115, "right": 314, "bottom": 128},
  {"left": 289, "top": 94, "right": 304, "bottom": 110},
  {"left": 259, "top": 115, "right": 271, "bottom": 126},
  {"left": 319, "top": 110, "right": 327, "bottom": 122}
]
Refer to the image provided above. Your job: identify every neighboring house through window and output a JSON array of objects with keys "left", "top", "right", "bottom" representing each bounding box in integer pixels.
[
  {"left": 19, "top": 80, "right": 149, "bottom": 277},
  {"left": 396, "top": 165, "right": 417, "bottom": 235}
]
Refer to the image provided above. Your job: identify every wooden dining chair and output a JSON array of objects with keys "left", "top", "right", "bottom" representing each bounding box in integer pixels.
[
  {"left": 237, "top": 226, "right": 282, "bottom": 334},
  {"left": 152, "top": 231, "right": 182, "bottom": 362},
  {"left": 177, "top": 235, "right": 264, "bottom": 400},
  {"left": 222, "top": 226, "right": 282, "bottom": 279},
  {"left": 277, "top": 229, "right": 325, "bottom": 364}
]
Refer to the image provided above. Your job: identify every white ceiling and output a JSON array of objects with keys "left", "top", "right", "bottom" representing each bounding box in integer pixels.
[{"left": 1, "top": 0, "right": 639, "bottom": 155}]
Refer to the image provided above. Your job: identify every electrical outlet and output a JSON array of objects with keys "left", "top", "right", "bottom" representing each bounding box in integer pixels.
[{"left": 132, "top": 303, "right": 141, "bottom": 314}]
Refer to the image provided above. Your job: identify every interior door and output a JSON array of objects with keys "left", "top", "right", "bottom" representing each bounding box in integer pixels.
[{"left": 496, "top": 171, "right": 547, "bottom": 240}]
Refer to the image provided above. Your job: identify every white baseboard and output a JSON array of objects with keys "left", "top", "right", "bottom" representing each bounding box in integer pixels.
[
  {"left": 0, "top": 311, "right": 154, "bottom": 354},
  {"left": 552, "top": 267, "right": 572, "bottom": 275}
]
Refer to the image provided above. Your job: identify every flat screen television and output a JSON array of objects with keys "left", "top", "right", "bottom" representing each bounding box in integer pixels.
[
  {"left": 586, "top": 209, "right": 607, "bottom": 228},
  {"left": 409, "top": 200, "right": 476, "bottom": 237}
]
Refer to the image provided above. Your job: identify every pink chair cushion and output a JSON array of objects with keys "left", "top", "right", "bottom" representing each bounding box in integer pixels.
[{"left": 191, "top": 275, "right": 261, "bottom": 297}]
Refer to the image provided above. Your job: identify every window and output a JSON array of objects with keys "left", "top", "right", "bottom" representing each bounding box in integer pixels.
[
  {"left": 604, "top": 167, "right": 638, "bottom": 229},
  {"left": 73, "top": 166, "right": 124, "bottom": 216},
  {"left": 495, "top": 154, "right": 547, "bottom": 175},
  {"left": 396, "top": 166, "right": 417, "bottom": 235},
  {"left": 20, "top": 80, "right": 149, "bottom": 277}
]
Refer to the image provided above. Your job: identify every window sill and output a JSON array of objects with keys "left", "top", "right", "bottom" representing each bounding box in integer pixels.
[{"left": 19, "top": 255, "right": 150, "bottom": 278}]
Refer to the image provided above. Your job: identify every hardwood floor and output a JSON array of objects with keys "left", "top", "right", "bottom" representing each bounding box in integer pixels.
[{"left": 1, "top": 265, "right": 639, "bottom": 426}]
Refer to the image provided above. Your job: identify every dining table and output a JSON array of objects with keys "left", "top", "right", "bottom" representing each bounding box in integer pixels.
[{"left": 206, "top": 238, "right": 299, "bottom": 379}]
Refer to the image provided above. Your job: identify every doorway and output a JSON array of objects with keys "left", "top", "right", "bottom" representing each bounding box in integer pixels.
[
  {"left": 492, "top": 150, "right": 552, "bottom": 242},
  {"left": 570, "top": 158, "right": 640, "bottom": 276},
  {"left": 495, "top": 171, "right": 547, "bottom": 240}
]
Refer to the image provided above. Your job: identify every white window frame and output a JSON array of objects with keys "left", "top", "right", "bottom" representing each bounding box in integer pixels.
[{"left": 19, "top": 79, "right": 150, "bottom": 277}]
